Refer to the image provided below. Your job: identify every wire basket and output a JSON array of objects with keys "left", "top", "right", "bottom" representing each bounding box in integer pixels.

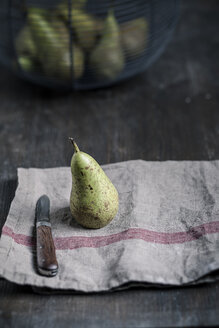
[{"left": 0, "top": 0, "right": 179, "bottom": 90}]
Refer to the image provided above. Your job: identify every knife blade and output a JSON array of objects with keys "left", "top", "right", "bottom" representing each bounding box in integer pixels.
[{"left": 35, "top": 195, "right": 58, "bottom": 277}]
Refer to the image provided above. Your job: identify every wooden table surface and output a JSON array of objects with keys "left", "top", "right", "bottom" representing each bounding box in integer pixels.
[{"left": 0, "top": 1, "right": 219, "bottom": 327}]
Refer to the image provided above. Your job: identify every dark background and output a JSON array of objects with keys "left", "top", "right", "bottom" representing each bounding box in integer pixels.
[{"left": 0, "top": 1, "right": 219, "bottom": 327}]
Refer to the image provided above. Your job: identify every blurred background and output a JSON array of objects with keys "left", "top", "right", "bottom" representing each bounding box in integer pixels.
[
  {"left": 0, "top": 0, "right": 179, "bottom": 89},
  {"left": 0, "top": 0, "right": 218, "bottom": 177}
]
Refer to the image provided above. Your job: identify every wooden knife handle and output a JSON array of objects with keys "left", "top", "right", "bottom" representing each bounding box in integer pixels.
[{"left": 36, "top": 225, "right": 58, "bottom": 277}]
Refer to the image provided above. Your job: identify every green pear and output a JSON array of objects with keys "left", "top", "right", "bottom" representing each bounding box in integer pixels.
[
  {"left": 15, "top": 25, "right": 38, "bottom": 73},
  {"left": 89, "top": 9, "right": 125, "bottom": 80},
  {"left": 27, "top": 8, "right": 84, "bottom": 79},
  {"left": 17, "top": 55, "right": 34, "bottom": 72},
  {"left": 27, "top": 7, "right": 66, "bottom": 76},
  {"left": 120, "top": 17, "right": 148, "bottom": 57},
  {"left": 57, "top": 5, "right": 103, "bottom": 51},
  {"left": 15, "top": 25, "right": 37, "bottom": 58},
  {"left": 57, "top": 0, "right": 86, "bottom": 14},
  {"left": 71, "top": 9, "right": 103, "bottom": 51},
  {"left": 69, "top": 139, "right": 119, "bottom": 229},
  {"left": 61, "top": 44, "right": 84, "bottom": 80}
]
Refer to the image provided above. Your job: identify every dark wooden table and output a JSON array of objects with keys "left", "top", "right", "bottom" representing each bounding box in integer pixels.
[{"left": 0, "top": 1, "right": 219, "bottom": 327}]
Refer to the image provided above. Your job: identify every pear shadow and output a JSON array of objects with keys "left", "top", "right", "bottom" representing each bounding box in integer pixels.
[
  {"left": 50, "top": 206, "right": 84, "bottom": 231},
  {"left": 50, "top": 206, "right": 120, "bottom": 232}
]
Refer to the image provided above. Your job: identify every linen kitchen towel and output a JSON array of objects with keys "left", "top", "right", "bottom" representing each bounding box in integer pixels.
[{"left": 0, "top": 160, "right": 219, "bottom": 292}]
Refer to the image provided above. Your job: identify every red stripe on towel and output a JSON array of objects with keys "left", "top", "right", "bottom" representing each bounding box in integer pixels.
[
  {"left": 2, "top": 226, "right": 34, "bottom": 247},
  {"left": 2, "top": 221, "right": 219, "bottom": 249}
]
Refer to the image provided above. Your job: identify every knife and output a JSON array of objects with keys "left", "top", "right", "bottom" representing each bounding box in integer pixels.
[{"left": 35, "top": 195, "right": 58, "bottom": 277}]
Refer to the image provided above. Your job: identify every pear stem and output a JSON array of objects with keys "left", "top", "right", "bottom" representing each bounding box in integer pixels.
[{"left": 69, "top": 137, "right": 80, "bottom": 153}]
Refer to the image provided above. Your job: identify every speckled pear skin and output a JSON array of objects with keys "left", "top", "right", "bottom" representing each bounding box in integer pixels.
[{"left": 69, "top": 140, "right": 119, "bottom": 229}]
